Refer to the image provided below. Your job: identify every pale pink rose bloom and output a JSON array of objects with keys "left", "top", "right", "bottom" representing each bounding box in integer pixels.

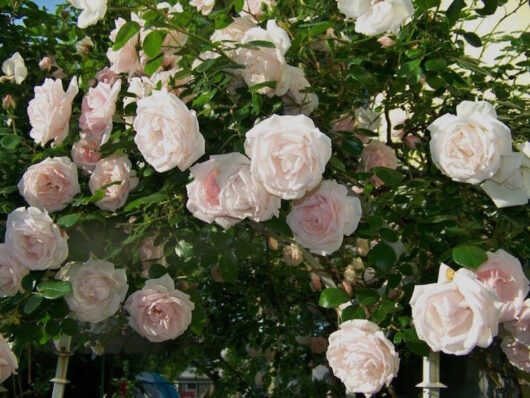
[
  {"left": 326, "top": 320, "right": 399, "bottom": 396},
  {"left": 410, "top": 265, "right": 501, "bottom": 355},
  {"left": 5, "top": 207, "right": 68, "bottom": 271},
  {"left": 18, "top": 157, "right": 80, "bottom": 213},
  {"left": 404, "top": 135, "right": 422, "bottom": 148},
  {"left": 504, "top": 300, "right": 530, "bottom": 345},
  {"left": 0, "top": 335, "right": 18, "bottom": 384},
  {"left": 282, "top": 65, "right": 319, "bottom": 116},
  {"left": 189, "top": 0, "right": 215, "bottom": 15},
  {"left": 39, "top": 56, "right": 52, "bottom": 71},
  {"left": 107, "top": 18, "right": 140, "bottom": 74},
  {"left": 476, "top": 250, "right": 529, "bottom": 322},
  {"left": 210, "top": 16, "right": 255, "bottom": 45},
  {"left": 501, "top": 336, "right": 530, "bottom": 372},
  {"left": 186, "top": 153, "right": 280, "bottom": 229},
  {"left": 428, "top": 100, "right": 512, "bottom": 184},
  {"left": 79, "top": 80, "right": 121, "bottom": 146},
  {"left": 71, "top": 140, "right": 102, "bottom": 174},
  {"left": 239, "top": 0, "right": 275, "bottom": 18},
  {"left": 89, "top": 154, "right": 138, "bottom": 212},
  {"left": 244, "top": 114, "right": 332, "bottom": 200},
  {"left": 139, "top": 237, "right": 168, "bottom": 277},
  {"left": 61, "top": 259, "right": 128, "bottom": 323},
  {"left": 96, "top": 66, "right": 119, "bottom": 85},
  {"left": 1, "top": 52, "right": 27, "bottom": 84},
  {"left": 331, "top": 115, "right": 370, "bottom": 144},
  {"left": 287, "top": 180, "right": 362, "bottom": 255},
  {"left": 361, "top": 140, "right": 398, "bottom": 187},
  {"left": 0, "top": 244, "right": 28, "bottom": 297},
  {"left": 124, "top": 274, "right": 194, "bottom": 342},
  {"left": 234, "top": 20, "right": 291, "bottom": 96},
  {"left": 133, "top": 90, "right": 205, "bottom": 172},
  {"left": 27, "top": 77, "right": 79, "bottom": 147}
]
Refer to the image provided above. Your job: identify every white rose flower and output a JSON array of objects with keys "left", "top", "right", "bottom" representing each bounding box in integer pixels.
[
  {"left": 1, "top": 52, "right": 27, "bottom": 84},
  {"left": 69, "top": 0, "right": 107, "bottom": 28},
  {"left": 5, "top": 207, "right": 68, "bottom": 271},
  {"left": 210, "top": 16, "right": 256, "bottom": 45},
  {"left": 410, "top": 264, "right": 501, "bottom": 355},
  {"left": 428, "top": 101, "right": 512, "bottom": 184},
  {"left": 234, "top": 20, "right": 292, "bottom": 96},
  {"left": 0, "top": 335, "right": 17, "bottom": 384},
  {"left": 244, "top": 114, "right": 332, "bottom": 199},
  {"left": 18, "top": 156, "right": 80, "bottom": 213},
  {"left": 326, "top": 320, "right": 400, "bottom": 396},
  {"left": 124, "top": 274, "right": 195, "bottom": 342},
  {"left": 239, "top": 0, "right": 275, "bottom": 18},
  {"left": 61, "top": 259, "right": 128, "bottom": 323},
  {"left": 0, "top": 244, "right": 28, "bottom": 297},
  {"left": 89, "top": 154, "right": 139, "bottom": 211},
  {"left": 337, "top": 0, "right": 414, "bottom": 36},
  {"left": 190, "top": 0, "right": 215, "bottom": 15},
  {"left": 287, "top": 180, "right": 362, "bottom": 255},
  {"left": 282, "top": 65, "right": 319, "bottom": 116},
  {"left": 133, "top": 90, "right": 205, "bottom": 172}
]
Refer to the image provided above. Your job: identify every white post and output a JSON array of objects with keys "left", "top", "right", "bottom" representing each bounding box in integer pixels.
[
  {"left": 416, "top": 351, "right": 446, "bottom": 398},
  {"left": 51, "top": 335, "right": 72, "bottom": 398}
]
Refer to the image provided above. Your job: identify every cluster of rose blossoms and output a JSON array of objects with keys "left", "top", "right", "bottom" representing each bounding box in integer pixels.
[{"left": 0, "top": 0, "right": 529, "bottom": 394}]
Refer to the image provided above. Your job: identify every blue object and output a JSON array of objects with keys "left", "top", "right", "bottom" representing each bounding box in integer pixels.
[
  {"left": 33, "top": 0, "right": 63, "bottom": 11},
  {"left": 134, "top": 372, "right": 180, "bottom": 398}
]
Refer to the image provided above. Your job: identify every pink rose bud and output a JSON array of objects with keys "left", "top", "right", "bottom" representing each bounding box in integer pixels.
[
  {"left": 96, "top": 67, "right": 119, "bottom": 85},
  {"left": 71, "top": 140, "right": 102, "bottom": 174},
  {"left": 309, "top": 272, "right": 322, "bottom": 292},
  {"left": 361, "top": 141, "right": 398, "bottom": 187},
  {"left": 2, "top": 94, "right": 15, "bottom": 111},
  {"left": 404, "top": 135, "right": 422, "bottom": 148},
  {"left": 39, "top": 56, "right": 52, "bottom": 71},
  {"left": 377, "top": 36, "right": 395, "bottom": 47}
]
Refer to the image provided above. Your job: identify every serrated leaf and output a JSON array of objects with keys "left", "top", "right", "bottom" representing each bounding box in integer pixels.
[
  {"left": 143, "top": 30, "right": 165, "bottom": 58},
  {"left": 37, "top": 280, "right": 72, "bottom": 299},
  {"left": 318, "top": 288, "right": 349, "bottom": 308},
  {"left": 452, "top": 244, "right": 487, "bottom": 269},
  {"left": 112, "top": 21, "right": 140, "bottom": 51},
  {"left": 23, "top": 295, "right": 43, "bottom": 314}
]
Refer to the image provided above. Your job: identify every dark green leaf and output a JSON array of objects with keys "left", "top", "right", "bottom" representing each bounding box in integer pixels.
[
  {"left": 403, "top": 328, "right": 430, "bottom": 356},
  {"left": 0, "top": 135, "right": 20, "bottom": 150},
  {"left": 61, "top": 318, "right": 79, "bottom": 336},
  {"left": 23, "top": 295, "right": 43, "bottom": 314},
  {"left": 308, "top": 21, "right": 333, "bottom": 37},
  {"left": 463, "top": 32, "right": 482, "bottom": 47},
  {"left": 355, "top": 288, "right": 380, "bottom": 305},
  {"left": 476, "top": 0, "right": 497, "bottom": 15},
  {"left": 245, "top": 40, "right": 276, "bottom": 48},
  {"left": 112, "top": 21, "right": 140, "bottom": 51},
  {"left": 446, "top": 0, "right": 466, "bottom": 25},
  {"left": 148, "top": 264, "right": 168, "bottom": 279},
  {"left": 368, "top": 242, "right": 396, "bottom": 272},
  {"left": 124, "top": 192, "right": 168, "bottom": 212},
  {"left": 452, "top": 244, "right": 487, "bottom": 269},
  {"left": 319, "top": 288, "right": 349, "bottom": 308},
  {"left": 45, "top": 319, "right": 61, "bottom": 337},
  {"left": 341, "top": 305, "right": 365, "bottom": 322},
  {"left": 219, "top": 255, "right": 238, "bottom": 283},
  {"left": 372, "top": 167, "right": 404, "bottom": 187},
  {"left": 341, "top": 135, "right": 363, "bottom": 156},
  {"left": 143, "top": 30, "right": 164, "bottom": 58},
  {"left": 190, "top": 302, "right": 206, "bottom": 335},
  {"left": 37, "top": 281, "right": 72, "bottom": 299},
  {"left": 175, "top": 240, "right": 194, "bottom": 259},
  {"left": 425, "top": 58, "right": 448, "bottom": 72}
]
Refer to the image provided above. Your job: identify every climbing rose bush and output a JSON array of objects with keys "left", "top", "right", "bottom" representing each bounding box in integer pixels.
[{"left": 0, "top": 0, "right": 528, "bottom": 396}]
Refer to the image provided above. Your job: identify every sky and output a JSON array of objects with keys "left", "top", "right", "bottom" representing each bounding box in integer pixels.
[{"left": 33, "top": 0, "right": 63, "bottom": 10}]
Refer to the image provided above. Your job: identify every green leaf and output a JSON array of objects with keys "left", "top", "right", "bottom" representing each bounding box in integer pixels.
[
  {"left": 425, "top": 58, "right": 448, "bottom": 72},
  {"left": 219, "top": 255, "right": 238, "bottom": 283},
  {"left": 144, "top": 53, "right": 164, "bottom": 76},
  {"left": 372, "top": 167, "right": 404, "bottom": 187},
  {"left": 190, "top": 302, "right": 206, "bottom": 335},
  {"left": 45, "top": 319, "right": 61, "bottom": 337},
  {"left": 341, "top": 305, "right": 365, "bottom": 322},
  {"left": 234, "top": 0, "right": 244, "bottom": 12},
  {"left": 248, "top": 80, "right": 276, "bottom": 93},
  {"left": 341, "top": 135, "right": 363, "bottom": 156},
  {"left": 355, "top": 288, "right": 380, "bottom": 305},
  {"left": 214, "top": 14, "right": 232, "bottom": 30},
  {"left": 37, "top": 280, "right": 72, "bottom": 299},
  {"left": 148, "top": 264, "right": 168, "bottom": 279},
  {"left": 318, "top": 288, "right": 349, "bottom": 308},
  {"left": 245, "top": 40, "right": 276, "bottom": 48},
  {"left": 57, "top": 213, "right": 81, "bottom": 228},
  {"left": 308, "top": 21, "right": 333, "bottom": 37},
  {"left": 124, "top": 192, "right": 168, "bottom": 212},
  {"left": 463, "top": 32, "right": 482, "bottom": 47},
  {"left": 61, "top": 318, "right": 79, "bottom": 336},
  {"left": 0, "top": 135, "right": 20, "bottom": 150},
  {"left": 403, "top": 328, "right": 430, "bottom": 356},
  {"left": 143, "top": 30, "right": 165, "bottom": 58},
  {"left": 23, "top": 295, "right": 43, "bottom": 314},
  {"left": 446, "top": 0, "right": 466, "bottom": 25},
  {"left": 475, "top": 0, "right": 497, "bottom": 15},
  {"left": 452, "top": 244, "right": 487, "bottom": 269},
  {"left": 175, "top": 240, "right": 194, "bottom": 259},
  {"left": 112, "top": 21, "right": 140, "bottom": 51},
  {"left": 380, "top": 228, "right": 398, "bottom": 242},
  {"left": 368, "top": 242, "right": 396, "bottom": 272}
]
